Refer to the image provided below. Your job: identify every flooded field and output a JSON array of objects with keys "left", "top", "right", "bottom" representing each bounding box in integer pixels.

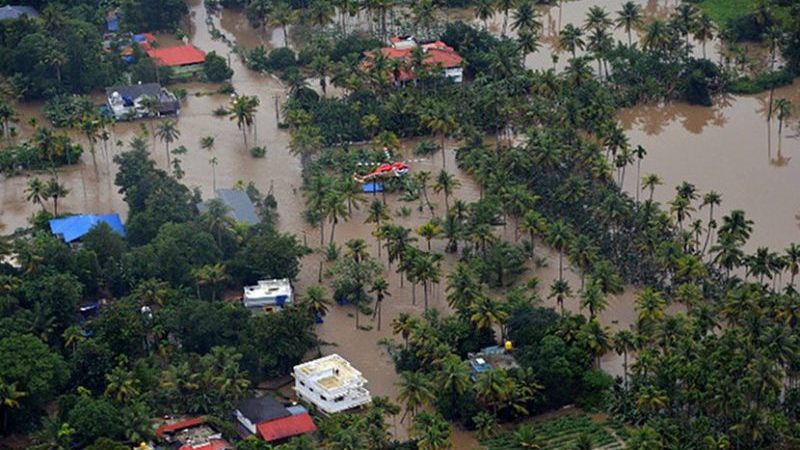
[
  {"left": 619, "top": 82, "right": 800, "bottom": 253},
  {"left": 0, "top": 0, "right": 796, "bottom": 445}
]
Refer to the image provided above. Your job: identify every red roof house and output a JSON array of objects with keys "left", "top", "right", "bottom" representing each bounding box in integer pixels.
[
  {"left": 155, "top": 417, "right": 232, "bottom": 450},
  {"left": 256, "top": 413, "right": 317, "bottom": 443},
  {"left": 147, "top": 45, "right": 206, "bottom": 67},
  {"left": 363, "top": 37, "right": 464, "bottom": 84}
]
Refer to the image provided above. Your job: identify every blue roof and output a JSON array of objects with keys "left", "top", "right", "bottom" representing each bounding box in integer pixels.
[
  {"left": 49, "top": 214, "right": 126, "bottom": 243},
  {"left": 362, "top": 182, "right": 384, "bottom": 193}
]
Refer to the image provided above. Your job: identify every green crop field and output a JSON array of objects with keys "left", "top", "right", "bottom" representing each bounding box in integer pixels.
[{"left": 487, "top": 413, "right": 625, "bottom": 450}]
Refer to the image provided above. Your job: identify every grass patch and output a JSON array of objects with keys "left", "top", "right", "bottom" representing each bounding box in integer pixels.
[{"left": 697, "top": 0, "right": 754, "bottom": 25}]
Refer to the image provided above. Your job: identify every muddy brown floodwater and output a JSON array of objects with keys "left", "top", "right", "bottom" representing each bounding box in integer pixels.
[
  {"left": 618, "top": 82, "right": 800, "bottom": 253},
  {"left": 0, "top": 0, "right": 796, "bottom": 446}
]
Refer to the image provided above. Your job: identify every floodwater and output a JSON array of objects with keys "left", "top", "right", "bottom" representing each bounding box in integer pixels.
[
  {"left": 0, "top": 0, "right": 796, "bottom": 446},
  {"left": 618, "top": 82, "right": 800, "bottom": 253}
]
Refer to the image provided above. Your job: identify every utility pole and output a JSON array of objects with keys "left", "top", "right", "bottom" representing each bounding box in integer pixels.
[{"left": 273, "top": 95, "right": 280, "bottom": 125}]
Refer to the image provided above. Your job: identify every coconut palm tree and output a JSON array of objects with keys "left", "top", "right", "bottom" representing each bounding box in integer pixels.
[
  {"left": 0, "top": 380, "right": 27, "bottom": 434},
  {"left": 77, "top": 114, "right": 101, "bottom": 176},
  {"left": 641, "top": 173, "right": 662, "bottom": 202},
  {"left": 396, "top": 371, "right": 434, "bottom": 422},
  {"left": 496, "top": 0, "right": 518, "bottom": 36},
  {"left": 517, "top": 30, "right": 540, "bottom": 65},
  {"left": 785, "top": 243, "right": 800, "bottom": 287},
  {"left": 324, "top": 190, "right": 349, "bottom": 244},
  {"left": 156, "top": 120, "right": 180, "bottom": 167},
  {"left": 775, "top": 98, "right": 793, "bottom": 140},
  {"left": 270, "top": 2, "right": 297, "bottom": 47},
  {"left": 191, "top": 263, "right": 230, "bottom": 301},
  {"left": 200, "top": 135, "right": 215, "bottom": 152},
  {"left": 419, "top": 101, "right": 457, "bottom": 168},
  {"left": 512, "top": 0, "right": 541, "bottom": 34},
  {"left": 584, "top": 5, "right": 612, "bottom": 33},
  {"left": 579, "top": 280, "right": 607, "bottom": 319},
  {"left": 369, "top": 277, "right": 390, "bottom": 330},
  {"left": 693, "top": 13, "right": 715, "bottom": 58},
  {"left": 548, "top": 279, "right": 573, "bottom": 316},
  {"left": 699, "top": 190, "right": 721, "bottom": 254},
  {"left": 411, "top": 411, "right": 452, "bottom": 450},
  {"left": 44, "top": 178, "right": 68, "bottom": 216},
  {"left": 632, "top": 145, "right": 647, "bottom": 202},
  {"left": 391, "top": 312, "right": 417, "bottom": 348},
  {"left": 613, "top": 329, "right": 636, "bottom": 389},
  {"left": 228, "top": 95, "right": 259, "bottom": 150},
  {"left": 416, "top": 221, "right": 443, "bottom": 251},
  {"left": 365, "top": 199, "right": 390, "bottom": 258},
  {"left": 559, "top": 24, "right": 585, "bottom": 59},
  {"left": 672, "top": 3, "right": 697, "bottom": 56},
  {"left": 433, "top": 170, "right": 460, "bottom": 212},
  {"left": 520, "top": 209, "right": 547, "bottom": 258},
  {"left": 469, "top": 294, "right": 508, "bottom": 334},
  {"left": 642, "top": 19, "right": 671, "bottom": 52},
  {"left": 546, "top": 219, "right": 572, "bottom": 282},
  {"left": 301, "top": 285, "right": 331, "bottom": 321},
  {"left": 25, "top": 177, "right": 47, "bottom": 211},
  {"left": 474, "top": 0, "right": 495, "bottom": 30},
  {"left": 616, "top": 1, "right": 643, "bottom": 46}
]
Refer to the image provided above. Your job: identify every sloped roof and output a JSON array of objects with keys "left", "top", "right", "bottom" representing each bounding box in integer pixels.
[
  {"left": 197, "top": 189, "right": 259, "bottom": 225},
  {"left": 147, "top": 45, "right": 206, "bottom": 67},
  {"left": 364, "top": 39, "right": 463, "bottom": 82},
  {"left": 0, "top": 6, "right": 39, "bottom": 20},
  {"left": 236, "top": 397, "right": 291, "bottom": 424},
  {"left": 155, "top": 417, "right": 205, "bottom": 438},
  {"left": 256, "top": 413, "right": 317, "bottom": 442},
  {"left": 49, "top": 214, "right": 126, "bottom": 243},
  {"left": 105, "top": 82, "right": 162, "bottom": 100}
]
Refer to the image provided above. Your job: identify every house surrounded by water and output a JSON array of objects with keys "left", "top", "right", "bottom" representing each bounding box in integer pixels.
[
  {"left": 104, "top": 82, "right": 180, "bottom": 120},
  {"left": 293, "top": 354, "right": 371, "bottom": 414}
]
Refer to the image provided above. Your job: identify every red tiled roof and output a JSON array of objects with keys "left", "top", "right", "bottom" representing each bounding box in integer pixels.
[
  {"left": 178, "top": 439, "right": 231, "bottom": 450},
  {"left": 156, "top": 417, "right": 206, "bottom": 438},
  {"left": 363, "top": 40, "right": 463, "bottom": 83},
  {"left": 256, "top": 413, "right": 317, "bottom": 442},
  {"left": 147, "top": 45, "right": 206, "bottom": 67}
]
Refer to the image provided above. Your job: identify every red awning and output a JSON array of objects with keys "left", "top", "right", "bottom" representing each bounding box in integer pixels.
[
  {"left": 155, "top": 417, "right": 205, "bottom": 438},
  {"left": 256, "top": 413, "right": 317, "bottom": 442},
  {"left": 147, "top": 45, "right": 206, "bottom": 67}
]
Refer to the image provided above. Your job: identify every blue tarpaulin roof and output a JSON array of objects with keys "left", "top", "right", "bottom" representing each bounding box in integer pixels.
[
  {"left": 362, "top": 182, "right": 384, "bottom": 193},
  {"left": 49, "top": 214, "right": 126, "bottom": 243}
]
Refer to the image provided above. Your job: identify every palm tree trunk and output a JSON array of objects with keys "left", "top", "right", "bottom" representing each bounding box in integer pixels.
[
  {"left": 412, "top": 282, "right": 416, "bottom": 305},
  {"left": 423, "top": 282, "right": 429, "bottom": 311},
  {"left": 329, "top": 217, "right": 337, "bottom": 244},
  {"left": 283, "top": 26, "right": 288, "bottom": 47}
]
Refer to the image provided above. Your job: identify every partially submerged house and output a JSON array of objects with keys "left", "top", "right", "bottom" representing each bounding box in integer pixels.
[
  {"left": 363, "top": 36, "right": 464, "bottom": 84},
  {"left": 49, "top": 214, "right": 126, "bottom": 244},
  {"left": 467, "top": 344, "right": 519, "bottom": 381},
  {"left": 242, "top": 279, "right": 293, "bottom": 313},
  {"left": 0, "top": 5, "right": 39, "bottom": 21},
  {"left": 147, "top": 45, "right": 207, "bottom": 76},
  {"left": 155, "top": 417, "right": 232, "bottom": 450},
  {"left": 233, "top": 396, "right": 317, "bottom": 444},
  {"left": 105, "top": 82, "right": 180, "bottom": 120},
  {"left": 197, "top": 189, "right": 259, "bottom": 226},
  {"left": 293, "top": 354, "right": 371, "bottom": 414}
]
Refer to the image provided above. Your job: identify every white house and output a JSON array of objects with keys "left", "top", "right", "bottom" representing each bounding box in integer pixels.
[
  {"left": 293, "top": 354, "right": 371, "bottom": 414},
  {"left": 104, "top": 82, "right": 179, "bottom": 120},
  {"left": 243, "top": 279, "right": 293, "bottom": 313}
]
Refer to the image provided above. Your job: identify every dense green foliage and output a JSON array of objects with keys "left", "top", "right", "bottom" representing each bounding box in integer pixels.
[{"left": 0, "top": 135, "right": 317, "bottom": 445}]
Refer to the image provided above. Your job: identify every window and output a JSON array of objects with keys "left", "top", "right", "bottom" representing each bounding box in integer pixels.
[
  {"left": 334, "top": 396, "right": 344, "bottom": 402},
  {"left": 320, "top": 395, "right": 327, "bottom": 401}
]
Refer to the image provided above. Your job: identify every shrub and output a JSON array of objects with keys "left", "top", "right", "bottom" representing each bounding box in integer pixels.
[
  {"left": 43, "top": 95, "right": 97, "bottom": 127},
  {"left": 267, "top": 47, "right": 298, "bottom": 71},
  {"left": 576, "top": 369, "right": 614, "bottom": 410},
  {"left": 250, "top": 146, "right": 267, "bottom": 158},
  {"left": 413, "top": 140, "right": 440, "bottom": 156},
  {"left": 204, "top": 51, "right": 234, "bottom": 82},
  {"left": 728, "top": 68, "right": 795, "bottom": 94}
]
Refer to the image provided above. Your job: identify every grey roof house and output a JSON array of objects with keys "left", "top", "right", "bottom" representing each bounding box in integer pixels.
[
  {"left": 0, "top": 6, "right": 39, "bottom": 20},
  {"left": 105, "top": 83, "right": 180, "bottom": 120},
  {"left": 197, "top": 189, "right": 259, "bottom": 225}
]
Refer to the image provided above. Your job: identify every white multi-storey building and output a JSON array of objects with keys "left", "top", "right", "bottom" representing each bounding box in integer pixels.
[
  {"left": 242, "top": 279, "right": 293, "bottom": 313},
  {"left": 293, "top": 354, "right": 371, "bottom": 414}
]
